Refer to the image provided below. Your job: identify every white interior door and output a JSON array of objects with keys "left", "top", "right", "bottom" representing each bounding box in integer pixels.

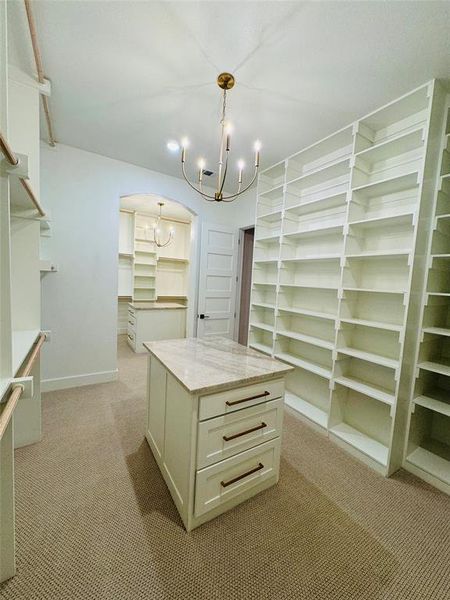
[{"left": 197, "top": 222, "right": 238, "bottom": 338}]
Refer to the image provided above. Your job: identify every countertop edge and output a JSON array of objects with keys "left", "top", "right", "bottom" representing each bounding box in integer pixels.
[{"left": 144, "top": 343, "right": 293, "bottom": 395}]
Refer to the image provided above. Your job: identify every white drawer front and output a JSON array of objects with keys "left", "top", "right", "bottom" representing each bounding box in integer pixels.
[
  {"left": 127, "top": 331, "right": 136, "bottom": 349},
  {"left": 194, "top": 438, "right": 280, "bottom": 518},
  {"left": 197, "top": 398, "right": 283, "bottom": 469},
  {"left": 127, "top": 315, "right": 136, "bottom": 331},
  {"left": 199, "top": 379, "right": 284, "bottom": 421}
]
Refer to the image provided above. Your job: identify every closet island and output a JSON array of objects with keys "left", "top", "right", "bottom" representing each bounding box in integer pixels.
[{"left": 144, "top": 337, "right": 292, "bottom": 531}]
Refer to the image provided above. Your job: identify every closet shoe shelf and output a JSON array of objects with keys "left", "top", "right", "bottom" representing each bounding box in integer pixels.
[{"left": 249, "top": 80, "right": 448, "bottom": 483}]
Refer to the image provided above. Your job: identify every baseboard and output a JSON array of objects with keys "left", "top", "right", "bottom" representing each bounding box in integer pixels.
[{"left": 41, "top": 369, "right": 118, "bottom": 392}]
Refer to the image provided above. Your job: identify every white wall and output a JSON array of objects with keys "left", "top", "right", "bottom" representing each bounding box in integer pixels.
[{"left": 40, "top": 143, "right": 256, "bottom": 390}]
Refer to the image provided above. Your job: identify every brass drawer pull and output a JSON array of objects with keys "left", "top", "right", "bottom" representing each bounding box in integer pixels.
[
  {"left": 223, "top": 422, "right": 267, "bottom": 442},
  {"left": 225, "top": 391, "right": 270, "bottom": 407},
  {"left": 220, "top": 463, "right": 264, "bottom": 488}
]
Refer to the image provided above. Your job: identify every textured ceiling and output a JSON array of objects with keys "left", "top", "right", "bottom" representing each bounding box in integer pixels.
[{"left": 7, "top": 1, "right": 450, "bottom": 183}]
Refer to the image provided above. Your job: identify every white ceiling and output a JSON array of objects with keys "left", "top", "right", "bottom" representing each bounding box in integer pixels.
[
  {"left": 120, "top": 193, "right": 193, "bottom": 221},
  {"left": 8, "top": 1, "right": 450, "bottom": 183}
]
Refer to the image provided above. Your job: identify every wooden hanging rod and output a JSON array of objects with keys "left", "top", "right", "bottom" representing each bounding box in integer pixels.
[
  {"left": 0, "top": 130, "right": 46, "bottom": 218},
  {"left": 0, "top": 332, "right": 46, "bottom": 441},
  {"left": 0, "top": 131, "right": 19, "bottom": 166},
  {"left": 0, "top": 385, "right": 24, "bottom": 441},
  {"left": 24, "top": 0, "right": 56, "bottom": 147},
  {"left": 19, "top": 178, "right": 46, "bottom": 218},
  {"left": 19, "top": 332, "right": 46, "bottom": 378}
]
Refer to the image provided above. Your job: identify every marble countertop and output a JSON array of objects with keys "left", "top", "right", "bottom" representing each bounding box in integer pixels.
[
  {"left": 129, "top": 302, "right": 187, "bottom": 310},
  {"left": 144, "top": 337, "right": 293, "bottom": 395}
]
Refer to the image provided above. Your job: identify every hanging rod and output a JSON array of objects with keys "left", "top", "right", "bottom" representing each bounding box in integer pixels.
[
  {"left": 19, "top": 332, "right": 46, "bottom": 377},
  {"left": 0, "top": 385, "right": 24, "bottom": 441},
  {"left": 0, "top": 333, "right": 46, "bottom": 441},
  {"left": 0, "top": 130, "right": 46, "bottom": 217},
  {"left": 19, "top": 179, "right": 46, "bottom": 217},
  {"left": 0, "top": 131, "right": 19, "bottom": 166},
  {"left": 24, "top": 0, "right": 56, "bottom": 147}
]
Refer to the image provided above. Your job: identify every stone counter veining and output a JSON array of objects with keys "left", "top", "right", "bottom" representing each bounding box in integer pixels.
[
  {"left": 129, "top": 302, "right": 187, "bottom": 310},
  {"left": 144, "top": 337, "right": 293, "bottom": 395}
]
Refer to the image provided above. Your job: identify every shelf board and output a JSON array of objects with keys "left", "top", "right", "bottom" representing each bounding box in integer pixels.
[
  {"left": 254, "top": 258, "right": 279, "bottom": 265},
  {"left": 348, "top": 211, "right": 415, "bottom": 230},
  {"left": 343, "top": 286, "right": 406, "bottom": 296},
  {"left": 426, "top": 292, "right": 450, "bottom": 299},
  {"left": 285, "top": 191, "right": 347, "bottom": 216},
  {"left": 134, "top": 285, "right": 156, "bottom": 290},
  {"left": 406, "top": 447, "right": 450, "bottom": 486},
  {"left": 251, "top": 302, "right": 276, "bottom": 310},
  {"left": 258, "top": 183, "right": 284, "bottom": 198},
  {"left": 250, "top": 323, "right": 274, "bottom": 333},
  {"left": 352, "top": 170, "right": 419, "bottom": 198},
  {"left": 277, "top": 329, "right": 334, "bottom": 350},
  {"left": 330, "top": 423, "right": 389, "bottom": 466},
  {"left": 278, "top": 306, "right": 336, "bottom": 321},
  {"left": 417, "top": 361, "right": 450, "bottom": 377},
  {"left": 135, "top": 238, "right": 155, "bottom": 243},
  {"left": 355, "top": 126, "right": 425, "bottom": 163},
  {"left": 119, "top": 252, "right": 133, "bottom": 259},
  {"left": 283, "top": 223, "right": 343, "bottom": 239},
  {"left": 274, "top": 352, "right": 332, "bottom": 379},
  {"left": 338, "top": 347, "right": 399, "bottom": 370},
  {"left": 286, "top": 156, "right": 350, "bottom": 187},
  {"left": 281, "top": 254, "right": 341, "bottom": 263},
  {"left": 252, "top": 282, "right": 277, "bottom": 287},
  {"left": 157, "top": 256, "right": 189, "bottom": 263},
  {"left": 345, "top": 249, "right": 411, "bottom": 260},
  {"left": 280, "top": 283, "right": 339, "bottom": 291},
  {"left": 422, "top": 327, "right": 450, "bottom": 337},
  {"left": 257, "top": 208, "right": 283, "bottom": 222},
  {"left": 413, "top": 393, "right": 450, "bottom": 417},
  {"left": 134, "top": 262, "right": 156, "bottom": 266},
  {"left": 284, "top": 391, "right": 328, "bottom": 429},
  {"left": 334, "top": 375, "right": 395, "bottom": 407},
  {"left": 339, "top": 317, "right": 403, "bottom": 333},
  {"left": 12, "top": 329, "right": 40, "bottom": 375},
  {"left": 255, "top": 233, "right": 281, "bottom": 242},
  {"left": 249, "top": 342, "right": 273, "bottom": 356}
]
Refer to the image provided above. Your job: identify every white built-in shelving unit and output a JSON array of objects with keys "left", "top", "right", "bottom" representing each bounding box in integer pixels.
[
  {"left": 118, "top": 209, "right": 191, "bottom": 304},
  {"left": 404, "top": 99, "right": 450, "bottom": 494},
  {"left": 249, "top": 80, "right": 449, "bottom": 483},
  {"left": 0, "top": 0, "right": 49, "bottom": 580}
]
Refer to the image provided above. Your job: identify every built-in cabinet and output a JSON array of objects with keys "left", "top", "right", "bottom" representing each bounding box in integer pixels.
[
  {"left": 118, "top": 209, "right": 190, "bottom": 303},
  {"left": 249, "top": 81, "right": 449, "bottom": 488},
  {"left": 0, "top": 1, "right": 48, "bottom": 581},
  {"left": 404, "top": 99, "right": 450, "bottom": 494}
]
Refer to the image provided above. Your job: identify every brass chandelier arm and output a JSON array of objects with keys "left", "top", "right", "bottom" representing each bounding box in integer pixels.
[
  {"left": 219, "top": 167, "right": 259, "bottom": 201},
  {"left": 182, "top": 159, "right": 259, "bottom": 202},
  {"left": 181, "top": 161, "right": 220, "bottom": 201}
]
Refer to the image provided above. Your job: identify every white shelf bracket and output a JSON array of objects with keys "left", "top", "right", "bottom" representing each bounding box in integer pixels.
[{"left": 1, "top": 152, "right": 29, "bottom": 179}]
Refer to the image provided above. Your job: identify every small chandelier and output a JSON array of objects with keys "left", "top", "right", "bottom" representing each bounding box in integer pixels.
[
  {"left": 179, "top": 72, "right": 261, "bottom": 202},
  {"left": 153, "top": 202, "right": 174, "bottom": 248}
]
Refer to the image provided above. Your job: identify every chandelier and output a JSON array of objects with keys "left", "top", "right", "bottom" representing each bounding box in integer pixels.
[
  {"left": 179, "top": 73, "right": 261, "bottom": 202},
  {"left": 153, "top": 202, "right": 174, "bottom": 248}
]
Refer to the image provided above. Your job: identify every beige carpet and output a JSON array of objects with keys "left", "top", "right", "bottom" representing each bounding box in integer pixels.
[{"left": 1, "top": 336, "right": 449, "bottom": 600}]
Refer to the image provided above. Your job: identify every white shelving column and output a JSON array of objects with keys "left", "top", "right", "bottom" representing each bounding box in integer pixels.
[
  {"left": 133, "top": 213, "right": 158, "bottom": 302},
  {"left": 276, "top": 127, "right": 353, "bottom": 431},
  {"left": 329, "top": 83, "right": 437, "bottom": 475},
  {"left": 249, "top": 161, "right": 286, "bottom": 355},
  {"left": 250, "top": 80, "right": 448, "bottom": 486},
  {"left": 404, "top": 94, "right": 450, "bottom": 494}
]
